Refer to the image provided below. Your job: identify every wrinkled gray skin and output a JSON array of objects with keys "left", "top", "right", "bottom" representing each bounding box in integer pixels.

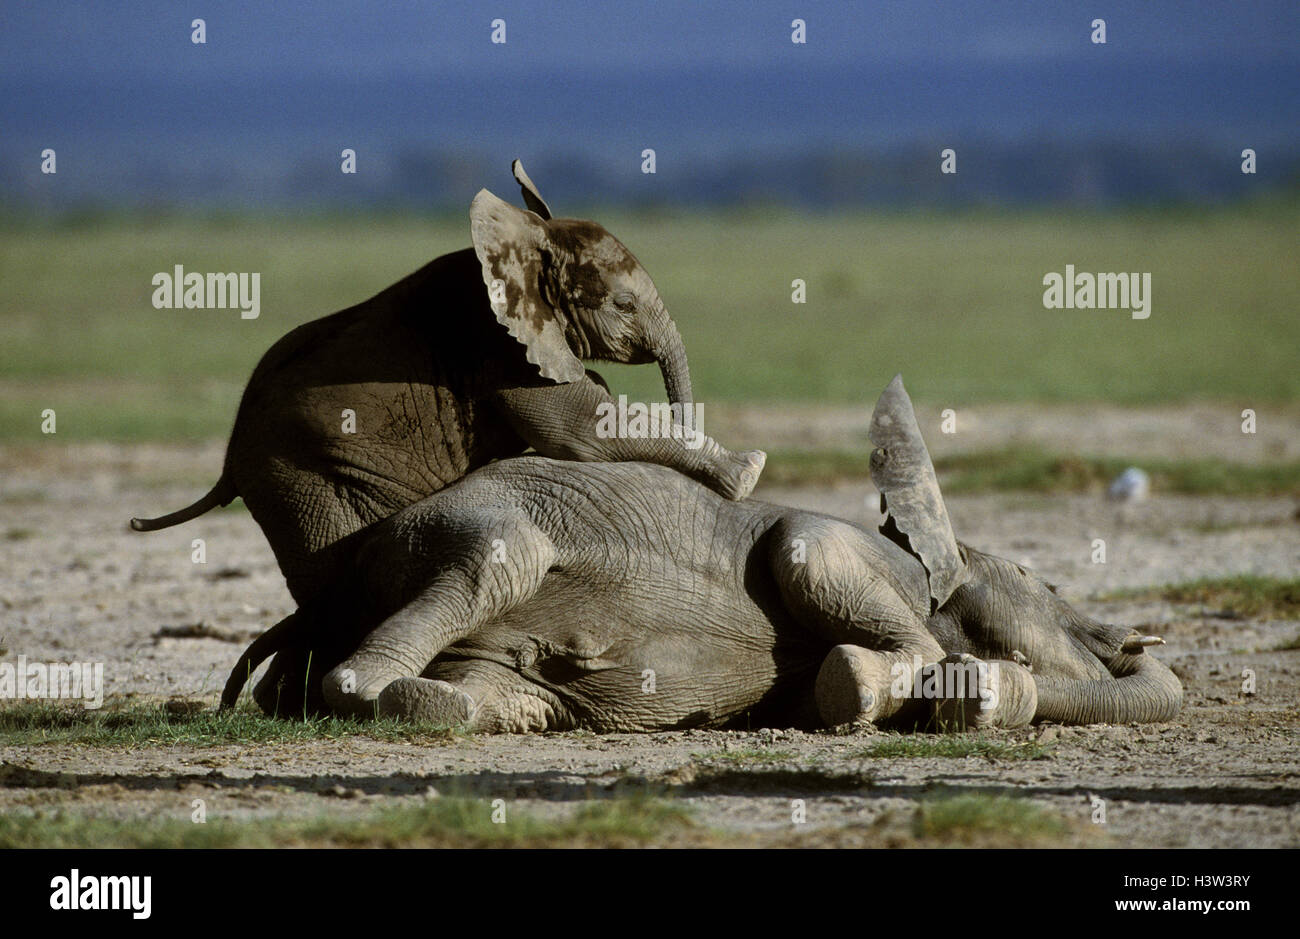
[
  {"left": 223, "top": 378, "right": 1181, "bottom": 731},
  {"left": 130, "top": 161, "right": 764, "bottom": 714}
]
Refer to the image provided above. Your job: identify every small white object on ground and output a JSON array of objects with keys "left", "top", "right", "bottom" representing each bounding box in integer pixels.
[{"left": 1108, "top": 466, "right": 1150, "bottom": 502}]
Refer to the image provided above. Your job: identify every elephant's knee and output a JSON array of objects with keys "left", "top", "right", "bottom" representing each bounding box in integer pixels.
[
  {"left": 322, "top": 660, "right": 393, "bottom": 717},
  {"left": 772, "top": 516, "right": 869, "bottom": 607},
  {"left": 449, "top": 511, "right": 557, "bottom": 610}
]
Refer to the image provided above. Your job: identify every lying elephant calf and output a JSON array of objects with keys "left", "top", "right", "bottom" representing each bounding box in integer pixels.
[{"left": 223, "top": 376, "right": 1182, "bottom": 733}]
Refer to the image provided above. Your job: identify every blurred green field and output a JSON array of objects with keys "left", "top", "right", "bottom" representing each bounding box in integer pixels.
[{"left": 0, "top": 202, "right": 1296, "bottom": 440}]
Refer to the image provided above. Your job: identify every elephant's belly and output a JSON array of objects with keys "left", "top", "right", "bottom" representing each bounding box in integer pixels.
[{"left": 451, "top": 567, "right": 825, "bottom": 731}]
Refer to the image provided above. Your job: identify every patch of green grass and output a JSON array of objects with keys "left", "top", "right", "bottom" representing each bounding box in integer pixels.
[
  {"left": 854, "top": 735, "right": 1053, "bottom": 761},
  {"left": 0, "top": 795, "right": 695, "bottom": 849},
  {"left": 3, "top": 528, "right": 34, "bottom": 541},
  {"left": 912, "top": 792, "right": 1072, "bottom": 844},
  {"left": 1, "top": 203, "right": 1297, "bottom": 440},
  {"left": 1100, "top": 575, "right": 1300, "bottom": 619},
  {"left": 1275, "top": 634, "right": 1300, "bottom": 651},
  {"left": 0, "top": 701, "right": 470, "bottom": 748},
  {"left": 760, "top": 446, "right": 1300, "bottom": 495},
  {"left": 692, "top": 748, "right": 797, "bottom": 766}
]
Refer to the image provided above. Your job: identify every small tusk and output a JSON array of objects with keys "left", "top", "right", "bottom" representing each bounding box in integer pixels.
[{"left": 1121, "top": 635, "right": 1166, "bottom": 654}]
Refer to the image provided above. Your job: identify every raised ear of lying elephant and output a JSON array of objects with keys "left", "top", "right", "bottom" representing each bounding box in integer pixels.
[
  {"left": 129, "top": 160, "right": 764, "bottom": 715},
  {"left": 868, "top": 374, "right": 968, "bottom": 613}
]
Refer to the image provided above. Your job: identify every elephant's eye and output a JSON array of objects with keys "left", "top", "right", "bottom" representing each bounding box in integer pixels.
[{"left": 612, "top": 292, "right": 636, "bottom": 312}]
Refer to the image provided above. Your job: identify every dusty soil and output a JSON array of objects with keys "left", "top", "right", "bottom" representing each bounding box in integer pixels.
[{"left": 1, "top": 410, "right": 1297, "bottom": 847}]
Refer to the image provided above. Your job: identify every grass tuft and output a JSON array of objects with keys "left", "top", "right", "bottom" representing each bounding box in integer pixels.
[
  {"left": 0, "top": 700, "right": 470, "bottom": 748},
  {"left": 1100, "top": 575, "right": 1300, "bottom": 619},
  {"left": 0, "top": 795, "right": 694, "bottom": 849},
  {"left": 912, "top": 792, "right": 1072, "bottom": 844}
]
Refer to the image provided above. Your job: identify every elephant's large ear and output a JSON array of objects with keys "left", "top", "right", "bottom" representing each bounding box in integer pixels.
[
  {"left": 868, "top": 374, "right": 969, "bottom": 613},
  {"left": 511, "top": 159, "right": 552, "bottom": 220},
  {"left": 470, "top": 189, "right": 584, "bottom": 383}
]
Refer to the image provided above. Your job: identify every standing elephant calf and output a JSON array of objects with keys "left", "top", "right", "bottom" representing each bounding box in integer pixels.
[{"left": 224, "top": 377, "right": 1182, "bottom": 732}]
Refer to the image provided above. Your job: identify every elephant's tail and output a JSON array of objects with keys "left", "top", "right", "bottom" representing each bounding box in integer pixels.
[
  {"left": 129, "top": 475, "right": 238, "bottom": 532},
  {"left": 220, "top": 610, "right": 308, "bottom": 710}
]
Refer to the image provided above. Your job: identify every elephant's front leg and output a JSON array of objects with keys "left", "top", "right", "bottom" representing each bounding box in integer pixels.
[
  {"left": 493, "top": 379, "right": 766, "bottom": 500},
  {"left": 322, "top": 514, "right": 556, "bottom": 717},
  {"left": 768, "top": 515, "right": 945, "bottom": 726}
]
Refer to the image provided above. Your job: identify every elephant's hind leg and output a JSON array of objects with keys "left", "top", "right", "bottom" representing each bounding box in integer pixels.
[
  {"left": 322, "top": 509, "right": 556, "bottom": 717},
  {"left": 378, "top": 658, "right": 568, "bottom": 733},
  {"left": 922, "top": 652, "right": 1038, "bottom": 730},
  {"left": 768, "top": 515, "right": 944, "bottom": 727}
]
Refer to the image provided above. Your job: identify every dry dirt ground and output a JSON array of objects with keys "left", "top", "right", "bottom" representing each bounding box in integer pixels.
[{"left": 1, "top": 406, "right": 1297, "bottom": 847}]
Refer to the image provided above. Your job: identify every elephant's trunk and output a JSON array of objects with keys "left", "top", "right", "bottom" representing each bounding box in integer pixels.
[
  {"left": 653, "top": 316, "right": 695, "bottom": 430},
  {"left": 1031, "top": 646, "right": 1183, "bottom": 725}
]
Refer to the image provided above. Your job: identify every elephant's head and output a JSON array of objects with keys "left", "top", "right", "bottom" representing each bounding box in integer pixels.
[
  {"left": 868, "top": 374, "right": 1182, "bottom": 725},
  {"left": 469, "top": 160, "right": 692, "bottom": 408},
  {"left": 933, "top": 545, "right": 1181, "bottom": 724}
]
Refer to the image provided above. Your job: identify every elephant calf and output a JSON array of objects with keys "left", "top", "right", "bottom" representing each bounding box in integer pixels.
[{"left": 224, "top": 377, "right": 1182, "bottom": 733}]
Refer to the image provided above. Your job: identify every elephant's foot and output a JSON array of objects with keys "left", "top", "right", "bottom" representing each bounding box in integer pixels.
[
  {"left": 378, "top": 659, "right": 568, "bottom": 733},
  {"left": 377, "top": 677, "right": 477, "bottom": 727},
  {"left": 421, "top": 650, "right": 569, "bottom": 733},
  {"left": 925, "top": 653, "right": 1037, "bottom": 731},
  {"left": 815, "top": 644, "right": 915, "bottom": 726},
  {"left": 715, "top": 449, "right": 766, "bottom": 501}
]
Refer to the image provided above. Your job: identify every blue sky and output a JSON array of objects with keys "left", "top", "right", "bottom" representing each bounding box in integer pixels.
[
  {"left": 2, "top": 1, "right": 1295, "bottom": 207},
  {"left": 3, "top": 1, "right": 1295, "bottom": 77}
]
